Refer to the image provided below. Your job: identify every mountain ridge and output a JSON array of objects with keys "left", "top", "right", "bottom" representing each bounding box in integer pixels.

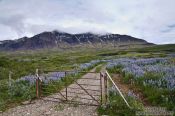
[{"left": 0, "top": 31, "right": 153, "bottom": 51}]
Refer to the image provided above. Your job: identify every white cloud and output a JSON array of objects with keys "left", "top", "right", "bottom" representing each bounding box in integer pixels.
[{"left": 0, "top": 0, "right": 175, "bottom": 44}]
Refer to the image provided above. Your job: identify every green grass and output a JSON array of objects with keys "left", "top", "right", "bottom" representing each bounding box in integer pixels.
[
  {"left": 0, "top": 44, "right": 174, "bottom": 113},
  {"left": 107, "top": 66, "right": 175, "bottom": 113},
  {"left": 0, "top": 49, "right": 103, "bottom": 111},
  {"left": 0, "top": 44, "right": 172, "bottom": 81},
  {"left": 135, "top": 44, "right": 175, "bottom": 53},
  {"left": 0, "top": 60, "right": 100, "bottom": 111},
  {"left": 0, "top": 53, "right": 102, "bottom": 111},
  {"left": 97, "top": 92, "right": 143, "bottom": 116},
  {"left": 95, "top": 63, "right": 105, "bottom": 73},
  {"left": 0, "top": 80, "right": 36, "bottom": 111},
  {"left": 0, "top": 49, "right": 102, "bottom": 80},
  {"left": 97, "top": 72, "right": 143, "bottom": 116}
]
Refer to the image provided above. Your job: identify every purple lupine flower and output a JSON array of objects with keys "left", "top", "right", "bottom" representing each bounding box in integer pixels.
[{"left": 106, "top": 57, "right": 175, "bottom": 90}]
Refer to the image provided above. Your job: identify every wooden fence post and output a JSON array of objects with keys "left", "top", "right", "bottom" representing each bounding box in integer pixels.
[
  {"left": 39, "top": 77, "right": 42, "bottom": 98},
  {"left": 100, "top": 72, "right": 103, "bottom": 105},
  {"left": 104, "top": 73, "right": 108, "bottom": 104},
  {"left": 36, "top": 77, "right": 39, "bottom": 98},
  {"left": 65, "top": 72, "right": 68, "bottom": 101},
  {"left": 36, "top": 69, "right": 39, "bottom": 98},
  {"left": 9, "top": 71, "right": 12, "bottom": 87}
]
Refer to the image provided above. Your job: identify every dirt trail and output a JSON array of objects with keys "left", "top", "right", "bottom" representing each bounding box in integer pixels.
[{"left": 1, "top": 67, "right": 104, "bottom": 116}]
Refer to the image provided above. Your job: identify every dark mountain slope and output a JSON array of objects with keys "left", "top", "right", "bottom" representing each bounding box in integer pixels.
[{"left": 0, "top": 31, "right": 153, "bottom": 50}]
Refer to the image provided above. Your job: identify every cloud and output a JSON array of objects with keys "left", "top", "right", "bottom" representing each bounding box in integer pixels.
[
  {"left": 168, "top": 24, "right": 175, "bottom": 28},
  {"left": 161, "top": 24, "right": 175, "bottom": 33},
  {"left": 0, "top": 0, "right": 175, "bottom": 44},
  {"left": 0, "top": 14, "right": 26, "bottom": 36}
]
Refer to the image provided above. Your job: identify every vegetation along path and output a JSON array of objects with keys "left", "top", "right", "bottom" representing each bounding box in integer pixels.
[
  {"left": 0, "top": 66, "right": 104, "bottom": 116},
  {"left": 111, "top": 74, "right": 174, "bottom": 115}
]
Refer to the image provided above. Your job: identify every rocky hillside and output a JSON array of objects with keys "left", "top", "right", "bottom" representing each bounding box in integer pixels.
[{"left": 0, "top": 31, "right": 153, "bottom": 50}]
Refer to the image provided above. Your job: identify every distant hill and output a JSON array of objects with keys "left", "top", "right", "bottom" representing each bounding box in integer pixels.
[
  {"left": 0, "top": 31, "right": 153, "bottom": 51},
  {"left": 136, "top": 44, "right": 175, "bottom": 52}
]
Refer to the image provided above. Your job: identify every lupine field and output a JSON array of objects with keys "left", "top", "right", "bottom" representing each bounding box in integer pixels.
[
  {"left": 0, "top": 58, "right": 101, "bottom": 111},
  {"left": 17, "top": 60, "right": 101, "bottom": 84},
  {"left": 107, "top": 58, "right": 175, "bottom": 90},
  {"left": 0, "top": 50, "right": 102, "bottom": 111},
  {"left": 0, "top": 45, "right": 175, "bottom": 114},
  {"left": 106, "top": 57, "right": 175, "bottom": 112}
]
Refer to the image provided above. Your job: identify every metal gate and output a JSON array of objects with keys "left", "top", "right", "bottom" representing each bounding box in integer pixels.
[{"left": 35, "top": 71, "right": 104, "bottom": 106}]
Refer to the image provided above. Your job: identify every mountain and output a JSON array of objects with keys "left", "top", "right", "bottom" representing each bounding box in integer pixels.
[{"left": 0, "top": 31, "right": 153, "bottom": 51}]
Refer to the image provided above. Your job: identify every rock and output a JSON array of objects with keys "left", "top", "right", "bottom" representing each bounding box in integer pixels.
[
  {"left": 45, "top": 111, "right": 51, "bottom": 115},
  {"left": 26, "top": 112, "right": 30, "bottom": 115},
  {"left": 22, "top": 100, "right": 31, "bottom": 105}
]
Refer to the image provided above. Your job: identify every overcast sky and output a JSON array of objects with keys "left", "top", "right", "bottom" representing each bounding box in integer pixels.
[{"left": 0, "top": 0, "right": 175, "bottom": 44}]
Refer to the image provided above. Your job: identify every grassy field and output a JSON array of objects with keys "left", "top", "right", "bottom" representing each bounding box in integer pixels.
[
  {"left": 103, "top": 44, "right": 175, "bottom": 115},
  {"left": 0, "top": 49, "right": 104, "bottom": 80},
  {"left": 0, "top": 48, "right": 105, "bottom": 111},
  {"left": 1, "top": 44, "right": 174, "bottom": 80},
  {"left": 0, "top": 44, "right": 175, "bottom": 114}
]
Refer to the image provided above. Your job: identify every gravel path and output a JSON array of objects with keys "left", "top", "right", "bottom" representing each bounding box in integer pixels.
[{"left": 1, "top": 68, "right": 103, "bottom": 116}]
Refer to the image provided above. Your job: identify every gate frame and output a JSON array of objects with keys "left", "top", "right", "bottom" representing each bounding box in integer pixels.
[{"left": 36, "top": 70, "right": 104, "bottom": 106}]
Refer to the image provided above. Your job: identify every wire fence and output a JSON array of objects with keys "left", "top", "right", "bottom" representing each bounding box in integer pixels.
[
  {"left": 105, "top": 71, "right": 132, "bottom": 109},
  {"left": 36, "top": 71, "right": 103, "bottom": 106},
  {"left": 0, "top": 70, "right": 131, "bottom": 112}
]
